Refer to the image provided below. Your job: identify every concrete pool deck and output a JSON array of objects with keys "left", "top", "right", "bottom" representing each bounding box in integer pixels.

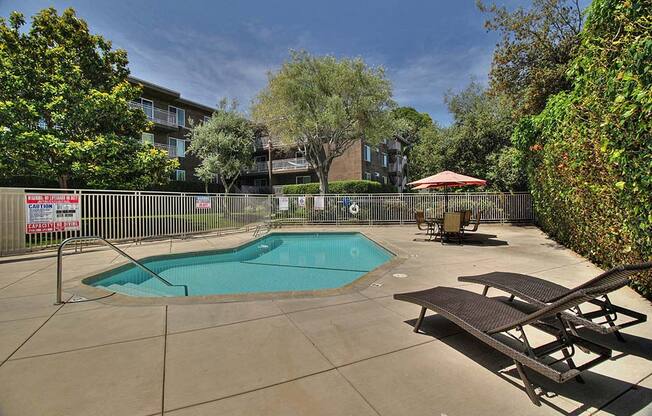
[{"left": 0, "top": 224, "right": 650, "bottom": 415}]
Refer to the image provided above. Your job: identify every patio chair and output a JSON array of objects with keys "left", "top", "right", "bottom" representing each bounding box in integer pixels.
[
  {"left": 415, "top": 210, "right": 436, "bottom": 240},
  {"left": 463, "top": 211, "right": 482, "bottom": 232},
  {"left": 438, "top": 211, "right": 463, "bottom": 245},
  {"left": 394, "top": 276, "right": 626, "bottom": 405},
  {"left": 457, "top": 262, "right": 651, "bottom": 341},
  {"left": 462, "top": 210, "right": 472, "bottom": 227}
]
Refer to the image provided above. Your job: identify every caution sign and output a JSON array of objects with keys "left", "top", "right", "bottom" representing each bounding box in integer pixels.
[{"left": 25, "top": 194, "right": 81, "bottom": 234}]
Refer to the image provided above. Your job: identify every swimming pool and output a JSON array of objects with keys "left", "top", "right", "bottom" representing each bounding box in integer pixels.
[{"left": 84, "top": 232, "right": 393, "bottom": 297}]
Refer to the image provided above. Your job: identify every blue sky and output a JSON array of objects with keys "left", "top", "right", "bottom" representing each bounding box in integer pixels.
[{"left": 0, "top": 0, "right": 584, "bottom": 125}]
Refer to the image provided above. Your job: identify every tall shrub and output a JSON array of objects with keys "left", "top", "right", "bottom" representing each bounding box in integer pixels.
[{"left": 514, "top": 0, "right": 652, "bottom": 295}]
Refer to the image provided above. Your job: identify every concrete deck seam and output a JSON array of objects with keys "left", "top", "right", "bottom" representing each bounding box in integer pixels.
[
  {"left": 0, "top": 261, "right": 57, "bottom": 292},
  {"left": 162, "top": 332, "right": 444, "bottom": 415},
  {"left": 6, "top": 333, "right": 165, "bottom": 362},
  {"left": 589, "top": 372, "right": 652, "bottom": 415},
  {"left": 267, "top": 310, "right": 382, "bottom": 416},
  {"left": 161, "top": 305, "right": 168, "bottom": 415},
  {"left": 0, "top": 293, "right": 72, "bottom": 367},
  {"left": 167, "top": 297, "right": 372, "bottom": 337}
]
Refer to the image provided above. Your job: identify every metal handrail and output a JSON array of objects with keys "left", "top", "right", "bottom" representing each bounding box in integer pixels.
[{"left": 56, "top": 236, "right": 188, "bottom": 304}]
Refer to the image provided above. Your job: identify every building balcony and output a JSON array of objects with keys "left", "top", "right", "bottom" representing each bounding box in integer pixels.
[
  {"left": 129, "top": 101, "right": 178, "bottom": 129},
  {"left": 389, "top": 156, "right": 408, "bottom": 173},
  {"left": 386, "top": 140, "right": 402, "bottom": 152},
  {"left": 245, "top": 157, "right": 311, "bottom": 174},
  {"left": 153, "top": 143, "right": 177, "bottom": 158}
]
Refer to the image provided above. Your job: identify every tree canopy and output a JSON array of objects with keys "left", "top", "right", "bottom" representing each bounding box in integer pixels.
[
  {"left": 478, "top": 0, "right": 584, "bottom": 116},
  {"left": 251, "top": 51, "right": 395, "bottom": 193},
  {"left": 0, "top": 8, "right": 177, "bottom": 188},
  {"left": 409, "top": 83, "right": 525, "bottom": 191},
  {"left": 188, "top": 100, "right": 254, "bottom": 193}
]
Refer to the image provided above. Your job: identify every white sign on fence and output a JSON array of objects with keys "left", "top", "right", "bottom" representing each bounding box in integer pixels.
[
  {"left": 195, "top": 196, "right": 211, "bottom": 209},
  {"left": 314, "top": 196, "right": 324, "bottom": 211},
  {"left": 297, "top": 196, "right": 306, "bottom": 208},
  {"left": 25, "top": 194, "right": 81, "bottom": 234},
  {"left": 279, "top": 197, "right": 289, "bottom": 211}
]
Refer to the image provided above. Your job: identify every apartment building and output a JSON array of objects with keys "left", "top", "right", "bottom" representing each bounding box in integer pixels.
[
  {"left": 239, "top": 136, "right": 409, "bottom": 194},
  {"left": 128, "top": 77, "right": 408, "bottom": 193},
  {"left": 128, "top": 76, "right": 215, "bottom": 183}
]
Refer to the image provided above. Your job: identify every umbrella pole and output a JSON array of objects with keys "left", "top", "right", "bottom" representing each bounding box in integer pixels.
[{"left": 444, "top": 186, "right": 448, "bottom": 212}]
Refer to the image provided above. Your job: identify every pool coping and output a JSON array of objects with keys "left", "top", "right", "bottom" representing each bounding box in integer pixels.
[{"left": 68, "top": 230, "right": 408, "bottom": 306}]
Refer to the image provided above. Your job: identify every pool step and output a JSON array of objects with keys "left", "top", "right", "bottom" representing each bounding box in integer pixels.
[{"left": 104, "top": 282, "right": 175, "bottom": 297}]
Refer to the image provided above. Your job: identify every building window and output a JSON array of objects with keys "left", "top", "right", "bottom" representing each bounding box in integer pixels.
[
  {"left": 254, "top": 155, "right": 266, "bottom": 163},
  {"left": 168, "top": 137, "right": 186, "bottom": 158},
  {"left": 203, "top": 115, "right": 211, "bottom": 123},
  {"left": 295, "top": 151, "right": 304, "bottom": 159},
  {"left": 382, "top": 153, "right": 388, "bottom": 167},
  {"left": 175, "top": 169, "right": 186, "bottom": 181},
  {"left": 296, "top": 175, "right": 311, "bottom": 184},
  {"left": 364, "top": 172, "right": 371, "bottom": 180},
  {"left": 140, "top": 98, "right": 154, "bottom": 119},
  {"left": 364, "top": 145, "right": 371, "bottom": 162},
  {"left": 168, "top": 106, "right": 186, "bottom": 127},
  {"left": 141, "top": 132, "right": 154, "bottom": 145},
  {"left": 383, "top": 176, "right": 388, "bottom": 185},
  {"left": 254, "top": 178, "right": 268, "bottom": 187}
]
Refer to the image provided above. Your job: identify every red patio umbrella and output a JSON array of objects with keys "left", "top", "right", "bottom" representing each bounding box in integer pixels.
[{"left": 408, "top": 170, "right": 486, "bottom": 211}]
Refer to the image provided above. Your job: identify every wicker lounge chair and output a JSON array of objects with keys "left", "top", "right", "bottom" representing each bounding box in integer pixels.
[
  {"left": 457, "top": 262, "right": 651, "bottom": 341},
  {"left": 394, "top": 277, "right": 626, "bottom": 405},
  {"left": 415, "top": 210, "right": 437, "bottom": 240},
  {"left": 438, "top": 211, "right": 463, "bottom": 244}
]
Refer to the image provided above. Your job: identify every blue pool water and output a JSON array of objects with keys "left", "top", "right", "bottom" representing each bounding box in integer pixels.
[{"left": 85, "top": 232, "right": 393, "bottom": 297}]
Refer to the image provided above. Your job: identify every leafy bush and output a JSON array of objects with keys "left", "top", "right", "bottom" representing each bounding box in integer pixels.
[
  {"left": 282, "top": 180, "right": 395, "bottom": 194},
  {"left": 513, "top": 0, "right": 652, "bottom": 296}
]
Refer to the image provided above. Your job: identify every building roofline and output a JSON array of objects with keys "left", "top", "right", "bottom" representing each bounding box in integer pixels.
[
  {"left": 128, "top": 76, "right": 216, "bottom": 113},
  {"left": 177, "top": 97, "right": 216, "bottom": 113},
  {"left": 128, "top": 76, "right": 180, "bottom": 98}
]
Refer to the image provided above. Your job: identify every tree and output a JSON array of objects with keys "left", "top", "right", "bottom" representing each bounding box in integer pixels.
[
  {"left": 252, "top": 51, "right": 395, "bottom": 193},
  {"left": 478, "top": 0, "right": 584, "bottom": 116},
  {"left": 409, "top": 83, "right": 525, "bottom": 191},
  {"left": 391, "top": 106, "right": 433, "bottom": 144},
  {"left": 0, "top": 8, "right": 177, "bottom": 188},
  {"left": 187, "top": 100, "right": 254, "bottom": 193}
]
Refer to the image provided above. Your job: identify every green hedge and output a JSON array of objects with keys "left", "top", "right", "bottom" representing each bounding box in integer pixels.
[
  {"left": 282, "top": 180, "right": 396, "bottom": 194},
  {"left": 513, "top": 0, "right": 651, "bottom": 297}
]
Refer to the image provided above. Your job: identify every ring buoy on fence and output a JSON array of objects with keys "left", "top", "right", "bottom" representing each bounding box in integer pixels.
[{"left": 349, "top": 203, "right": 360, "bottom": 215}]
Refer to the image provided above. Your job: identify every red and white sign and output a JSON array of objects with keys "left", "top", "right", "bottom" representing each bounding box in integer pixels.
[
  {"left": 25, "top": 194, "right": 81, "bottom": 234},
  {"left": 195, "top": 196, "right": 211, "bottom": 209}
]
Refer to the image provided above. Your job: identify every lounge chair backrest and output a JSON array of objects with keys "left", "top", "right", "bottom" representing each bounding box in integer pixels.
[
  {"left": 415, "top": 210, "right": 425, "bottom": 224},
  {"left": 488, "top": 261, "right": 652, "bottom": 334},
  {"left": 443, "top": 212, "right": 462, "bottom": 233},
  {"left": 549, "top": 261, "right": 652, "bottom": 302}
]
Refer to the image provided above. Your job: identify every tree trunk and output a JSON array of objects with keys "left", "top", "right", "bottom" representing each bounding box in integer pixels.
[
  {"left": 315, "top": 166, "right": 329, "bottom": 194},
  {"left": 204, "top": 181, "right": 209, "bottom": 194},
  {"left": 58, "top": 174, "right": 69, "bottom": 189}
]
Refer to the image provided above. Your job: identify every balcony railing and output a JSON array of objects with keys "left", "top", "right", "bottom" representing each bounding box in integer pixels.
[
  {"left": 386, "top": 140, "right": 402, "bottom": 152},
  {"left": 153, "top": 143, "right": 177, "bottom": 158},
  {"left": 273, "top": 157, "right": 310, "bottom": 171},
  {"left": 129, "top": 101, "right": 178, "bottom": 128},
  {"left": 246, "top": 157, "right": 310, "bottom": 173}
]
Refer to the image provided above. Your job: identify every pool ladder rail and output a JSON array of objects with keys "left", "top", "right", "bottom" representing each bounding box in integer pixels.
[
  {"left": 56, "top": 236, "right": 189, "bottom": 304},
  {"left": 252, "top": 222, "right": 272, "bottom": 238}
]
